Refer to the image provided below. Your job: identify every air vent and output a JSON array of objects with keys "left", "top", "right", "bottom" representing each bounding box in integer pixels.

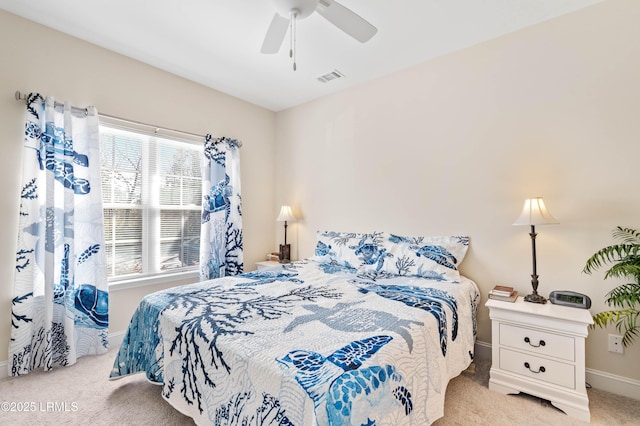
[{"left": 317, "top": 69, "right": 345, "bottom": 83}]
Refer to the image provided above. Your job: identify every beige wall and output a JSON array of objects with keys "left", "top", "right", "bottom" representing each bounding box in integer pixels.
[
  {"left": 275, "top": 0, "right": 640, "bottom": 381},
  {"left": 0, "top": 11, "right": 276, "bottom": 362}
]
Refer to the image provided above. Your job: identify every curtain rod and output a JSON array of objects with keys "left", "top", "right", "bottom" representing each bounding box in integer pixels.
[{"left": 14, "top": 90, "right": 242, "bottom": 147}]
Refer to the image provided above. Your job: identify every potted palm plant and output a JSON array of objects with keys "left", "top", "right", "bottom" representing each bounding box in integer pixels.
[{"left": 583, "top": 227, "right": 640, "bottom": 347}]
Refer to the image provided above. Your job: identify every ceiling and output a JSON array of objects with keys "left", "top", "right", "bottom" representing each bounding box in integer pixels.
[{"left": 0, "top": 0, "right": 602, "bottom": 111}]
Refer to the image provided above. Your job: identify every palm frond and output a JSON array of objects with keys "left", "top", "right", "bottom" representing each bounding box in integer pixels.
[
  {"left": 592, "top": 309, "right": 639, "bottom": 347},
  {"left": 592, "top": 310, "right": 619, "bottom": 329},
  {"left": 582, "top": 244, "right": 640, "bottom": 275},
  {"left": 584, "top": 227, "right": 640, "bottom": 348},
  {"left": 606, "top": 283, "right": 640, "bottom": 309},
  {"left": 612, "top": 226, "right": 640, "bottom": 245},
  {"left": 604, "top": 260, "right": 640, "bottom": 280},
  {"left": 619, "top": 310, "right": 639, "bottom": 347}
]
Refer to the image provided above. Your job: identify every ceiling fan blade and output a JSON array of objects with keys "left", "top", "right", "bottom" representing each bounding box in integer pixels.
[
  {"left": 316, "top": 0, "right": 377, "bottom": 43},
  {"left": 261, "top": 13, "right": 290, "bottom": 54}
]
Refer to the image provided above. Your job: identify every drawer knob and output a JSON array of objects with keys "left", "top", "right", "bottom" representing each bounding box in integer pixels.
[
  {"left": 524, "top": 336, "right": 546, "bottom": 347},
  {"left": 524, "top": 362, "right": 546, "bottom": 374}
]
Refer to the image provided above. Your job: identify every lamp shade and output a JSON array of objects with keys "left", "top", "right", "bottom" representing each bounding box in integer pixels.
[
  {"left": 276, "top": 205, "right": 296, "bottom": 222},
  {"left": 513, "top": 198, "right": 558, "bottom": 226}
]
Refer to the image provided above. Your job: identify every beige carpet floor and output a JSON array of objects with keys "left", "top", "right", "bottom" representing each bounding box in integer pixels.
[{"left": 0, "top": 348, "right": 637, "bottom": 425}]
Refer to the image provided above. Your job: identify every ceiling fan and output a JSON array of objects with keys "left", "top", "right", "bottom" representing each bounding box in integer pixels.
[{"left": 261, "top": 0, "right": 377, "bottom": 70}]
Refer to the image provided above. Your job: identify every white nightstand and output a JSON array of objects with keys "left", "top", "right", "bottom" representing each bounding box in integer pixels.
[
  {"left": 486, "top": 297, "right": 593, "bottom": 422},
  {"left": 255, "top": 260, "right": 281, "bottom": 270}
]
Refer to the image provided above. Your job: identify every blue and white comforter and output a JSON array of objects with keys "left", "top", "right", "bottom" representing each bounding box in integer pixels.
[{"left": 110, "top": 260, "right": 479, "bottom": 425}]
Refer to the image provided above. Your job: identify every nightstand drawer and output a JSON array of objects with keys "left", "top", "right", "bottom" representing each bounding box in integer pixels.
[
  {"left": 499, "top": 348, "right": 575, "bottom": 389},
  {"left": 499, "top": 323, "right": 575, "bottom": 361}
]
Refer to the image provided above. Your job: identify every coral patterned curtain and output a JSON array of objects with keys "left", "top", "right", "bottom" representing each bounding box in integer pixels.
[
  {"left": 10, "top": 94, "right": 108, "bottom": 376},
  {"left": 199, "top": 135, "right": 243, "bottom": 279}
]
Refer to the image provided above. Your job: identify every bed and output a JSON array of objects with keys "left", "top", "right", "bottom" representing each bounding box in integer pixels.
[{"left": 110, "top": 231, "right": 479, "bottom": 425}]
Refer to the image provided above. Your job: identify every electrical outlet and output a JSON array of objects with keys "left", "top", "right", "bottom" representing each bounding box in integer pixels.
[{"left": 608, "top": 334, "right": 624, "bottom": 354}]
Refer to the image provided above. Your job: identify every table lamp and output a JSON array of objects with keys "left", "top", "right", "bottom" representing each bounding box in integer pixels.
[
  {"left": 276, "top": 205, "right": 295, "bottom": 263},
  {"left": 513, "top": 197, "right": 558, "bottom": 304}
]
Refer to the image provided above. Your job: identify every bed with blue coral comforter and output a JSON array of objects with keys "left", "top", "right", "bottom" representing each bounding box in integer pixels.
[{"left": 110, "top": 259, "right": 479, "bottom": 425}]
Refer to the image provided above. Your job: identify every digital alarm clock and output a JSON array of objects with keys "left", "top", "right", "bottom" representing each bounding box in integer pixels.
[{"left": 548, "top": 291, "right": 591, "bottom": 309}]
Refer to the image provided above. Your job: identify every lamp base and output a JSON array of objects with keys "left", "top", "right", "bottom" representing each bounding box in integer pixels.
[
  {"left": 279, "top": 244, "right": 291, "bottom": 264},
  {"left": 524, "top": 292, "right": 547, "bottom": 304}
]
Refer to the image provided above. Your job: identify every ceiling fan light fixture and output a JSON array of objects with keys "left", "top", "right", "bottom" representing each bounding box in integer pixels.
[
  {"left": 271, "top": 0, "right": 318, "bottom": 19},
  {"left": 261, "top": 0, "right": 377, "bottom": 70}
]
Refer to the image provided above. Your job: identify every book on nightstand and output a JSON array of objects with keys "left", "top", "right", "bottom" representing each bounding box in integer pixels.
[{"left": 489, "top": 286, "right": 518, "bottom": 302}]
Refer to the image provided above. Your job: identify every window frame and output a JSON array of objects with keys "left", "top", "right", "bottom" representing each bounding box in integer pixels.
[{"left": 99, "top": 119, "right": 204, "bottom": 289}]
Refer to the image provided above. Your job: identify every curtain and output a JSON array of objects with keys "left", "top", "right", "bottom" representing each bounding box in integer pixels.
[
  {"left": 200, "top": 135, "right": 243, "bottom": 279},
  {"left": 10, "top": 94, "right": 108, "bottom": 376}
]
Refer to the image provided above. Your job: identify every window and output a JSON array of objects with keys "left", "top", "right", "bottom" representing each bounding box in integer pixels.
[{"left": 99, "top": 125, "right": 203, "bottom": 281}]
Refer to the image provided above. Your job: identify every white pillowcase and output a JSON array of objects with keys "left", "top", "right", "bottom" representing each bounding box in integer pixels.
[
  {"left": 311, "top": 230, "right": 387, "bottom": 270},
  {"left": 358, "top": 234, "right": 469, "bottom": 282}
]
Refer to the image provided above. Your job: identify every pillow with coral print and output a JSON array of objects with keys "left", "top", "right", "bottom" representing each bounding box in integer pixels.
[
  {"left": 359, "top": 234, "right": 469, "bottom": 282},
  {"left": 311, "top": 230, "right": 388, "bottom": 271}
]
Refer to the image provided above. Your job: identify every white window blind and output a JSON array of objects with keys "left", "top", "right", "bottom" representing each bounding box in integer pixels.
[{"left": 99, "top": 125, "right": 203, "bottom": 280}]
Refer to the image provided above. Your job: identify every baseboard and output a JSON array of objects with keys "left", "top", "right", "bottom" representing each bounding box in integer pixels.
[
  {"left": 585, "top": 368, "right": 640, "bottom": 401},
  {"left": 0, "top": 330, "right": 127, "bottom": 382},
  {"left": 474, "top": 339, "right": 492, "bottom": 361},
  {"left": 475, "top": 340, "right": 640, "bottom": 401}
]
